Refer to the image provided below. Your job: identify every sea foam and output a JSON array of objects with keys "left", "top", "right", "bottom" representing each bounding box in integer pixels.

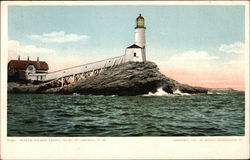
[
  {"left": 144, "top": 87, "right": 170, "bottom": 96},
  {"left": 173, "top": 89, "right": 190, "bottom": 96}
]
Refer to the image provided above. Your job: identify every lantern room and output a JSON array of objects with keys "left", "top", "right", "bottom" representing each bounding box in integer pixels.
[{"left": 136, "top": 14, "right": 145, "bottom": 28}]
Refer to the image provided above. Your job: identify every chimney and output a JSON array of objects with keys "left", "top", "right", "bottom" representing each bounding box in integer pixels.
[
  {"left": 37, "top": 57, "right": 39, "bottom": 62},
  {"left": 27, "top": 56, "right": 29, "bottom": 61},
  {"left": 18, "top": 56, "right": 20, "bottom": 61}
]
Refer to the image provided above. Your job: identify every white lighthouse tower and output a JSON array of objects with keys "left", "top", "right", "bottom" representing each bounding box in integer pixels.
[
  {"left": 135, "top": 14, "right": 146, "bottom": 50},
  {"left": 125, "top": 14, "right": 146, "bottom": 62}
]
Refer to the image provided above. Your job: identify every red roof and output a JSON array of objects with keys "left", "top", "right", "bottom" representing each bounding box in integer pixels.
[
  {"left": 8, "top": 60, "right": 49, "bottom": 70},
  {"left": 127, "top": 44, "right": 142, "bottom": 49}
]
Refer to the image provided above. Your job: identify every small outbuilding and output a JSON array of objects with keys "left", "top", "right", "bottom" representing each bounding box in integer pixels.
[{"left": 125, "top": 44, "right": 145, "bottom": 62}]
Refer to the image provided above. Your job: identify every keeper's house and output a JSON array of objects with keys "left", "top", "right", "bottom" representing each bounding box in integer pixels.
[{"left": 8, "top": 56, "right": 49, "bottom": 81}]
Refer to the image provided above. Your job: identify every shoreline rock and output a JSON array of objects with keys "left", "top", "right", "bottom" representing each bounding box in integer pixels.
[{"left": 8, "top": 61, "right": 208, "bottom": 95}]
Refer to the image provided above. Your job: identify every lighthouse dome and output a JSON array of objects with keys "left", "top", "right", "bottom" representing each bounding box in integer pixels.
[
  {"left": 136, "top": 14, "right": 144, "bottom": 20},
  {"left": 136, "top": 14, "right": 145, "bottom": 28}
]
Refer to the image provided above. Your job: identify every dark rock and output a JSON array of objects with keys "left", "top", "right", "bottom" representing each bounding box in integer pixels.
[{"left": 60, "top": 61, "right": 208, "bottom": 95}]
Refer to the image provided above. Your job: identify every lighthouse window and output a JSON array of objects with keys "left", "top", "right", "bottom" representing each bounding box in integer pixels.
[
  {"left": 138, "top": 20, "right": 144, "bottom": 27},
  {"left": 134, "top": 53, "right": 136, "bottom": 57}
]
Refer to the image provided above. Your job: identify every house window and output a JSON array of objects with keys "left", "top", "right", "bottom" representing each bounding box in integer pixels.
[{"left": 134, "top": 53, "right": 136, "bottom": 57}]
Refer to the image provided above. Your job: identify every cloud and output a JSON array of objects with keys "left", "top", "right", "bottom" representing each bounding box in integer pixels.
[
  {"left": 8, "top": 40, "right": 55, "bottom": 61},
  {"left": 223, "top": 59, "right": 244, "bottom": 66},
  {"left": 155, "top": 49, "right": 245, "bottom": 90},
  {"left": 160, "top": 50, "right": 219, "bottom": 71},
  {"left": 168, "top": 50, "right": 219, "bottom": 61},
  {"left": 29, "top": 31, "right": 89, "bottom": 43},
  {"left": 218, "top": 41, "right": 245, "bottom": 54},
  {"left": 9, "top": 40, "right": 55, "bottom": 54}
]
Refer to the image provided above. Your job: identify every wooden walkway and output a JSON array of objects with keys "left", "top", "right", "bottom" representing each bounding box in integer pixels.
[{"left": 26, "top": 55, "right": 125, "bottom": 86}]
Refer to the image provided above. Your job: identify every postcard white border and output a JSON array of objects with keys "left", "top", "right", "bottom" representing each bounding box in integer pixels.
[{"left": 1, "top": 1, "right": 249, "bottom": 159}]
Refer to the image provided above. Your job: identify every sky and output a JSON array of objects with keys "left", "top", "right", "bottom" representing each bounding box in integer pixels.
[{"left": 8, "top": 5, "right": 246, "bottom": 90}]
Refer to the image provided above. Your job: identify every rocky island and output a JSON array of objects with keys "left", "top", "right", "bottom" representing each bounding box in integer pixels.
[{"left": 8, "top": 61, "right": 208, "bottom": 95}]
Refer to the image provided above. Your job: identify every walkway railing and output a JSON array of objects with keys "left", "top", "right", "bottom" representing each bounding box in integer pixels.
[{"left": 26, "top": 55, "right": 125, "bottom": 82}]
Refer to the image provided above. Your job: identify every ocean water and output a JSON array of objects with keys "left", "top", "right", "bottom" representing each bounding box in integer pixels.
[{"left": 7, "top": 90, "right": 245, "bottom": 136}]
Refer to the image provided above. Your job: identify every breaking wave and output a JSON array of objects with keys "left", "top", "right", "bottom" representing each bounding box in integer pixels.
[
  {"left": 143, "top": 87, "right": 170, "bottom": 96},
  {"left": 143, "top": 88, "right": 191, "bottom": 96},
  {"left": 173, "top": 89, "right": 190, "bottom": 96}
]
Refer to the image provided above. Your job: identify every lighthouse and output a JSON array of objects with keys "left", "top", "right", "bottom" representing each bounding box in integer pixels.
[{"left": 125, "top": 14, "right": 146, "bottom": 62}]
